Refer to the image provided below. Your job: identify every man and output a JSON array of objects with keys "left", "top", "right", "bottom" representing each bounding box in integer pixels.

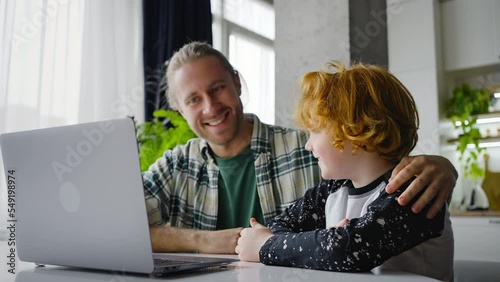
[{"left": 143, "top": 42, "right": 457, "bottom": 254}]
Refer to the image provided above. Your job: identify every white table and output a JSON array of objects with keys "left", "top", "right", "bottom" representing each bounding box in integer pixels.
[{"left": 0, "top": 242, "right": 439, "bottom": 282}]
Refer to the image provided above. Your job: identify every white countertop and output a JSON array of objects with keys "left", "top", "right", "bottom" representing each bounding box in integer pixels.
[{"left": 0, "top": 241, "right": 439, "bottom": 282}]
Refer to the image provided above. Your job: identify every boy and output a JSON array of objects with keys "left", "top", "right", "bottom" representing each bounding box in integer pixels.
[{"left": 235, "top": 62, "right": 454, "bottom": 281}]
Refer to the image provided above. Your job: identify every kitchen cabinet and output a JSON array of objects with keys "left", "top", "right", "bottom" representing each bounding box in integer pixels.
[
  {"left": 451, "top": 216, "right": 500, "bottom": 262},
  {"left": 441, "top": 0, "right": 500, "bottom": 71},
  {"left": 451, "top": 215, "right": 500, "bottom": 280}
]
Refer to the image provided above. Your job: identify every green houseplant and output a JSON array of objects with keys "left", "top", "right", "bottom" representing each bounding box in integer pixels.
[
  {"left": 136, "top": 109, "right": 196, "bottom": 171},
  {"left": 446, "top": 83, "right": 490, "bottom": 181}
]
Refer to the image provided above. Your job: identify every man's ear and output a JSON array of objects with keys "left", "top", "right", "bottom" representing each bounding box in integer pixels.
[
  {"left": 170, "top": 96, "right": 183, "bottom": 116},
  {"left": 234, "top": 75, "right": 242, "bottom": 96},
  {"left": 173, "top": 100, "right": 184, "bottom": 116}
]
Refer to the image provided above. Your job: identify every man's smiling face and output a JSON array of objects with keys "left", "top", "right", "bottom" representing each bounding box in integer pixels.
[{"left": 172, "top": 55, "right": 245, "bottom": 148}]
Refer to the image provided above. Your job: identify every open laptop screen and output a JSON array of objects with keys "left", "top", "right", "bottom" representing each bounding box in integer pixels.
[{"left": 1, "top": 118, "right": 155, "bottom": 274}]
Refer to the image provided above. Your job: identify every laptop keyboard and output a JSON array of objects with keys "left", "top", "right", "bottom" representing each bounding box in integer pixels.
[{"left": 154, "top": 258, "right": 193, "bottom": 266}]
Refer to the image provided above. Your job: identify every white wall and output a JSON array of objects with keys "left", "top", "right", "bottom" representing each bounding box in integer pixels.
[
  {"left": 387, "top": 0, "right": 444, "bottom": 156},
  {"left": 274, "top": 1, "right": 444, "bottom": 158},
  {"left": 274, "top": 0, "right": 349, "bottom": 128}
]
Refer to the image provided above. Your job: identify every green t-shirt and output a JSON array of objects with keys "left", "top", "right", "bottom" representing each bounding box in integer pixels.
[{"left": 214, "top": 147, "right": 264, "bottom": 229}]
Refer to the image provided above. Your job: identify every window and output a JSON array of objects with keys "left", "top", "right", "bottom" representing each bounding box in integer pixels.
[{"left": 211, "top": 0, "right": 275, "bottom": 125}]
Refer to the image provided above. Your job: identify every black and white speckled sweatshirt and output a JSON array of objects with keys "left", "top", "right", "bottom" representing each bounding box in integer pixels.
[{"left": 259, "top": 170, "right": 454, "bottom": 281}]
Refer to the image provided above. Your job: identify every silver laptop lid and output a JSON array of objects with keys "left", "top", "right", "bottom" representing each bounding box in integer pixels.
[{"left": 0, "top": 118, "right": 155, "bottom": 274}]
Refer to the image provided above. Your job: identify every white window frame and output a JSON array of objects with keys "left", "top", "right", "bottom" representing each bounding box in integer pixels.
[{"left": 211, "top": 0, "right": 275, "bottom": 124}]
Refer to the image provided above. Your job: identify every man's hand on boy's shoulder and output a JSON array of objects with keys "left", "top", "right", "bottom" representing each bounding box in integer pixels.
[{"left": 386, "top": 155, "right": 457, "bottom": 219}]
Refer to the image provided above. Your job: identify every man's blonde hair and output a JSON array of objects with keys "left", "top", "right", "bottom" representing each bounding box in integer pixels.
[{"left": 165, "top": 41, "right": 238, "bottom": 110}]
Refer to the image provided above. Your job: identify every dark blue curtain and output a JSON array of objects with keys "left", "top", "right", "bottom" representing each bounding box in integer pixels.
[{"left": 142, "top": 0, "right": 213, "bottom": 121}]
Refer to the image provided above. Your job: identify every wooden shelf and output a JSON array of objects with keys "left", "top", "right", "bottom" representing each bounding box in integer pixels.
[
  {"left": 451, "top": 210, "right": 500, "bottom": 217},
  {"left": 475, "top": 110, "right": 500, "bottom": 120},
  {"left": 447, "top": 136, "right": 500, "bottom": 144},
  {"left": 446, "top": 111, "right": 500, "bottom": 146}
]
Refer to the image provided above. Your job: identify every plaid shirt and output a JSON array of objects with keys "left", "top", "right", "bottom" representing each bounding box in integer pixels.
[{"left": 143, "top": 114, "right": 320, "bottom": 230}]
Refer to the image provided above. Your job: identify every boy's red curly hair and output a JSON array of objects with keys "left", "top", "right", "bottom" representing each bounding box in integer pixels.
[{"left": 295, "top": 62, "right": 419, "bottom": 163}]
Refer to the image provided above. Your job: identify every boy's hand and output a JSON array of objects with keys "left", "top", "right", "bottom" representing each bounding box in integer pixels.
[
  {"left": 235, "top": 218, "right": 273, "bottom": 262},
  {"left": 335, "top": 218, "right": 350, "bottom": 227}
]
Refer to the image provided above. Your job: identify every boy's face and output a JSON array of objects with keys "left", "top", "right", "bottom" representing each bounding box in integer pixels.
[
  {"left": 305, "top": 130, "right": 356, "bottom": 180},
  {"left": 172, "top": 56, "right": 245, "bottom": 148}
]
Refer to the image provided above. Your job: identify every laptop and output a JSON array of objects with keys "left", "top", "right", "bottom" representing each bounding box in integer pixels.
[{"left": 0, "top": 117, "right": 238, "bottom": 275}]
